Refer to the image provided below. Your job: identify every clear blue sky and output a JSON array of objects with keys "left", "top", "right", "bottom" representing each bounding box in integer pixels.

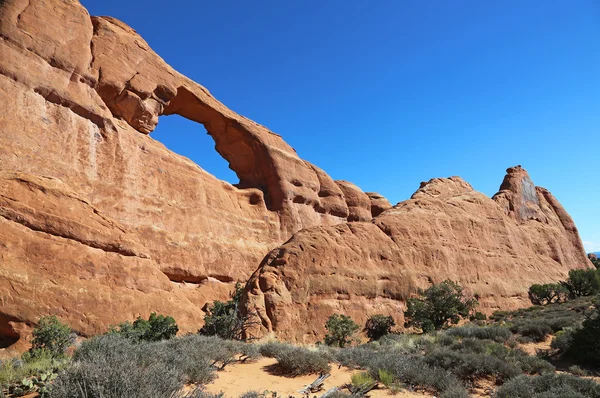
[{"left": 81, "top": 0, "right": 599, "bottom": 254}]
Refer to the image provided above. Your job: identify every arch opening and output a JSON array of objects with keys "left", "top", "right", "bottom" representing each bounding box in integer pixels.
[{"left": 152, "top": 114, "right": 240, "bottom": 185}]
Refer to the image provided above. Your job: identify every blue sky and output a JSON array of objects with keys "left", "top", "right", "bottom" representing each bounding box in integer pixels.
[{"left": 81, "top": 0, "right": 599, "bottom": 253}]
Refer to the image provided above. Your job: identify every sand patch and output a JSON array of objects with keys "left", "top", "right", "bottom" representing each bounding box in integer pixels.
[{"left": 204, "top": 357, "right": 432, "bottom": 397}]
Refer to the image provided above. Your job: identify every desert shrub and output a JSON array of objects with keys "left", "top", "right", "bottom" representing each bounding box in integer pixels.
[
  {"left": 568, "top": 365, "right": 589, "bottom": 377},
  {"left": 238, "top": 391, "right": 262, "bottom": 398},
  {"left": 564, "top": 300, "right": 600, "bottom": 366},
  {"left": 55, "top": 333, "right": 256, "bottom": 397},
  {"left": 377, "top": 369, "right": 394, "bottom": 387},
  {"left": 445, "top": 325, "right": 512, "bottom": 343},
  {"left": 551, "top": 328, "right": 575, "bottom": 353},
  {"left": 324, "top": 314, "right": 359, "bottom": 348},
  {"left": 528, "top": 283, "right": 569, "bottom": 305},
  {"left": 364, "top": 314, "right": 395, "bottom": 341},
  {"left": 258, "top": 341, "right": 292, "bottom": 358},
  {"left": 351, "top": 372, "right": 375, "bottom": 389},
  {"left": 510, "top": 320, "right": 552, "bottom": 342},
  {"left": 563, "top": 269, "right": 600, "bottom": 298},
  {"left": 30, "top": 316, "right": 75, "bottom": 358},
  {"left": 423, "top": 346, "right": 521, "bottom": 382},
  {"left": 50, "top": 335, "right": 186, "bottom": 398},
  {"left": 110, "top": 312, "right": 178, "bottom": 342},
  {"left": 404, "top": 280, "right": 478, "bottom": 332},
  {"left": 335, "top": 344, "right": 467, "bottom": 396},
  {"left": 470, "top": 311, "right": 487, "bottom": 321},
  {"left": 199, "top": 283, "right": 256, "bottom": 341},
  {"left": 0, "top": 349, "right": 68, "bottom": 397},
  {"left": 274, "top": 346, "right": 331, "bottom": 376},
  {"left": 495, "top": 373, "right": 600, "bottom": 398}
]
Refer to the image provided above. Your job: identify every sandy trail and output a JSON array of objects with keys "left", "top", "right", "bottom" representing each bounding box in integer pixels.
[{"left": 204, "top": 357, "right": 432, "bottom": 397}]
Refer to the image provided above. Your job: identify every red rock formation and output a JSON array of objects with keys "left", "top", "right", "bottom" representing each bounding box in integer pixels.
[
  {"left": 0, "top": 0, "right": 353, "bottom": 352},
  {"left": 242, "top": 168, "right": 592, "bottom": 343},
  {"left": 366, "top": 192, "right": 393, "bottom": 217},
  {"left": 0, "top": 0, "right": 591, "bottom": 352}
]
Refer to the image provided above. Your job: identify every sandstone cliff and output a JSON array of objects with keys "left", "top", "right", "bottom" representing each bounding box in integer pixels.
[
  {"left": 242, "top": 167, "right": 591, "bottom": 343},
  {"left": 0, "top": 0, "right": 352, "bottom": 352},
  {"left": 0, "top": 0, "right": 591, "bottom": 352}
]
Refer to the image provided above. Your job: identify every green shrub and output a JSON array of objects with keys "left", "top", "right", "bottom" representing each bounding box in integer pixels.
[
  {"left": 334, "top": 343, "right": 467, "bottom": 396},
  {"left": 199, "top": 283, "right": 256, "bottom": 341},
  {"left": 258, "top": 341, "right": 292, "bottom": 358},
  {"left": 563, "top": 269, "right": 600, "bottom": 298},
  {"left": 404, "top": 280, "right": 478, "bottom": 332},
  {"left": 469, "top": 311, "right": 487, "bottom": 321},
  {"left": 324, "top": 314, "right": 359, "bottom": 348},
  {"left": 0, "top": 350, "right": 68, "bottom": 396},
  {"left": 528, "top": 283, "right": 569, "bottom": 305},
  {"left": 377, "top": 369, "right": 394, "bottom": 387},
  {"left": 30, "top": 316, "right": 75, "bottom": 358},
  {"left": 351, "top": 372, "right": 375, "bottom": 389},
  {"left": 551, "top": 329, "right": 575, "bottom": 353},
  {"left": 495, "top": 373, "right": 600, "bottom": 398},
  {"left": 274, "top": 346, "right": 331, "bottom": 376},
  {"left": 364, "top": 315, "right": 395, "bottom": 341},
  {"left": 568, "top": 365, "right": 588, "bottom": 377},
  {"left": 445, "top": 325, "right": 512, "bottom": 343},
  {"left": 564, "top": 300, "right": 600, "bottom": 366},
  {"left": 50, "top": 335, "right": 186, "bottom": 398},
  {"left": 110, "top": 312, "right": 178, "bottom": 342},
  {"left": 510, "top": 320, "right": 552, "bottom": 342}
]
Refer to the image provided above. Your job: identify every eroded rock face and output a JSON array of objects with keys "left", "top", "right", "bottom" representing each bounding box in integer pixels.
[
  {"left": 366, "top": 192, "right": 392, "bottom": 217},
  {"left": 0, "top": 0, "right": 357, "bottom": 353},
  {"left": 0, "top": 0, "right": 591, "bottom": 352},
  {"left": 242, "top": 168, "right": 592, "bottom": 343}
]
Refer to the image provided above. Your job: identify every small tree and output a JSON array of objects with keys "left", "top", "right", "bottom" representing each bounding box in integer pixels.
[
  {"left": 30, "top": 315, "right": 75, "bottom": 357},
  {"left": 562, "top": 269, "right": 600, "bottom": 298},
  {"left": 111, "top": 312, "right": 178, "bottom": 342},
  {"left": 565, "top": 298, "right": 600, "bottom": 366},
  {"left": 528, "top": 283, "right": 569, "bottom": 305},
  {"left": 324, "top": 314, "right": 359, "bottom": 347},
  {"left": 199, "top": 282, "right": 256, "bottom": 340},
  {"left": 364, "top": 314, "right": 395, "bottom": 341},
  {"left": 404, "top": 280, "right": 478, "bottom": 332}
]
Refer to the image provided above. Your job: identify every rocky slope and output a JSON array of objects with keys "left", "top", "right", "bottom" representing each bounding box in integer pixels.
[
  {"left": 0, "top": 0, "right": 591, "bottom": 351},
  {"left": 242, "top": 166, "right": 591, "bottom": 343}
]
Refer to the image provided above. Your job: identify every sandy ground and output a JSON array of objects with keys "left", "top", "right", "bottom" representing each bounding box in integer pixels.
[
  {"left": 204, "top": 357, "right": 433, "bottom": 398},
  {"left": 519, "top": 339, "right": 552, "bottom": 356}
]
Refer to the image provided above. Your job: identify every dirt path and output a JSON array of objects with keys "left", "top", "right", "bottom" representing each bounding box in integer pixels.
[{"left": 204, "top": 357, "right": 432, "bottom": 397}]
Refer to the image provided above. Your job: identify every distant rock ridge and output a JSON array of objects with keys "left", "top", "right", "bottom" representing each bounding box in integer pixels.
[{"left": 0, "top": 0, "right": 591, "bottom": 351}]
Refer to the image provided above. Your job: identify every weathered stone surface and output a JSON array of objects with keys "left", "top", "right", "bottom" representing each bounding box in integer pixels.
[
  {"left": 336, "top": 181, "right": 372, "bottom": 222},
  {"left": 0, "top": 0, "right": 353, "bottom": 353},
  {"left": 366, "top": 192, "right": 392, "bottom": 217},
  {"left": 0, "top": 0, "right": 591, "bottom": 352},
  {"left": 243, "top": 168, "right": 592, "bottom": 343}
]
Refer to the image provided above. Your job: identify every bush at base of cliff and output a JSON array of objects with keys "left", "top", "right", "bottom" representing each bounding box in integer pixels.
[
  {"left": 109, "top": 312, "right": 178, "bottom": 342},
  {"left": 404, "top": 280, "right": 478, "bottom": 332},
  {"left": 364, "top": 315, "right": 395, "bottom": 341},
  {"left": 324, "top": 314, "right": 360, "bottom": 348},
  {"left": 30, "top": 316, "right": 75, "bottom": 358}
]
